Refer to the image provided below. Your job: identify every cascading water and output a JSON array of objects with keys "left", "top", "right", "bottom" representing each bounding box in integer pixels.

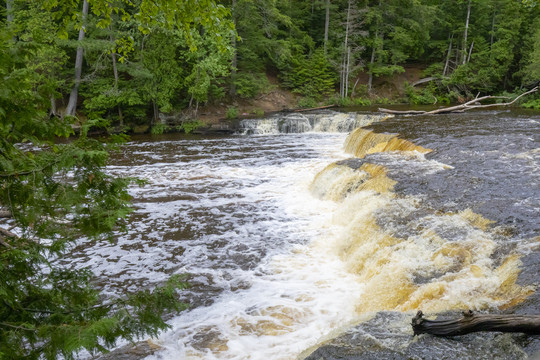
[
  {"left": 239, "top": 110, "right": 392, "bottom": 134},
  {"left": 64, "top": 110, "right": 539, "bottom": 359},
  {"left": 305, "top": 111, "right": 540, "bottom": 359}
]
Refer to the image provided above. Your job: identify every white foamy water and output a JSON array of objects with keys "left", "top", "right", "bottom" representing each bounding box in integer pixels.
[
  {"left": 135, "top": 134, "right": 368, "bottom": 359},
  {"left": 64, "top": 131, "right": 374, "bottom": 359}
]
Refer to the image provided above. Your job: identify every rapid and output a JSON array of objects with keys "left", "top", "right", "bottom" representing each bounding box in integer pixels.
[{"left": 65, "top": 110, "right": 540, "bottom": 359}]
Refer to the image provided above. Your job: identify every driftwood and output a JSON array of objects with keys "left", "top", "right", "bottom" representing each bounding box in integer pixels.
[
  {"left": 412, "top": 77, "right": 437, "bottom": 87},
  {"left": 412, "top": 310, "right": 540, "bottom": 337},
  {"left": 0, "top": 225, "right": 18, "bottom": 248},
  {"left": 380, "top": 86, "right": 538, "bottom": 115},
  {"left": 294, "top": 104, "right": 337, "bottom": 112}
]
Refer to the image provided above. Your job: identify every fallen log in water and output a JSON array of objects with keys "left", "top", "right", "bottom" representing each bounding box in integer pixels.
[
  {"left": 380, "top": 86, "right": 538, "bottom": 115},
  {"left": 294, "top": 104, "right": 337, "bottom": 112},
  {"left": 412, "top": 310, "right": 540, "bottom": 337}
]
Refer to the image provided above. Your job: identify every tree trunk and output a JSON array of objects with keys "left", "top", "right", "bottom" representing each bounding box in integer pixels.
[
  {"left": 490, "top": 9, "right": 496, "bottom": 49},
  {"left": 340, "top": 55, "right": 345, "bottom": 98},
  {"left": 110, "top": 33, "right": 123, "bottom": 127},
  {"left": 230, "top": 0, "right": 237, "bottom": 96},
  {"left": 6, "top": 0, "right": 17, "bottom": 42},
  {"left": 6, "top": 0, "right": 14, "bottom": 25},
  {"left": 49, "top": 95, "right": 57, "bottom": 117},
  {"left": 340, "top": 0, "right": 351, "bottom": 99},
  {"left": 345, "top": 46, "right": 350, "bottom": 97},
  {"left": 367, "top": 30, "right": 378, "bottom": 93},
  {"left": 466, "top": 40, "right": 474, "bottom": 63},
  {"left": 323, "top": 0, "right": 330, "bottom": 55},
  {"left": 368, "top": 0, "right": 383, "bottom": 93},
  {"left": 65, "top": 0, "right": 89, "bottom": 117},
  {"left": 152, "top": 101, "right": 158, "bottom": 126},
  {"left": 412, "top": 310, "right": 540, "bottom": 337},
  {"left": 462, "top": 0, "right": 471, "bottom": 65},
  {"left": 111, "top": 40, "right": 119, "bottom": 88},
  {"left": 294, "top": 104, "right": 336, "bottom": 112},
  {"left": 367, "top": 51, "right": 374, "bottom": 92},
  {"left": 442, "top": 34, "right": 453, "bottom": 76},
  {"left": 351, "top": 77, "right": 360, "bottom": 97}
]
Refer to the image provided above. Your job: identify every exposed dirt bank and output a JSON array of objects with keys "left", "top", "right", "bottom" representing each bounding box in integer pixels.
[{"left": 196, "top": 66, "right": 426, "bottom": 125}]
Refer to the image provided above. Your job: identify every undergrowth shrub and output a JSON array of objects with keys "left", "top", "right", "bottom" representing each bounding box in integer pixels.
[{"left": 226, "top": 106, "right": 238, "bottom": 119}]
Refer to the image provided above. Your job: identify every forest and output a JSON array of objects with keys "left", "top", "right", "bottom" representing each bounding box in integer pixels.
[
  {"left": 1, "top": 0, "right": 540, "bottom": 359},
  {"left": 3, "top": 0, "right": 540, "bottom": 132}
]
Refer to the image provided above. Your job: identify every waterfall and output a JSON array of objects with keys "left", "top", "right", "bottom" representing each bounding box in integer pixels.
[
  {"left": 239, "top": 110, "right": 393, "bottom": 134},
  {"left": 308, "top": 128, "right": 532, "bottom": 316},
  {"left": 310, "top": 162, "right": 396, "bottom": 201},
  {"left": 344, "top": 127, "right": 431, "bottom": 158}
]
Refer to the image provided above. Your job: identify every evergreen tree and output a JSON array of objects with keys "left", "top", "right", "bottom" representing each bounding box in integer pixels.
[{"left": 0, "top": 1, "right": 232, "bottom": 358}]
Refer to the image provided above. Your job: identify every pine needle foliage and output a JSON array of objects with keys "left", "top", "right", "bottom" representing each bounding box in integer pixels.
[{"left": 0, "top": 31, "right": 188, "bottom": 358}]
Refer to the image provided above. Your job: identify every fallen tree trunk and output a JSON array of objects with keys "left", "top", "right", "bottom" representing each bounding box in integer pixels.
[
  {"left": 412, "top": 77, "right": 437, "bottom": 87},
  {"left": 380, "top": 87, "right": 538, "bottom": 115},
  {"left": 412, "top": 310, "right": 540, "bottom": 337},
  {"left": 294, "top": 104, "right": 337, "bottom": 112}
]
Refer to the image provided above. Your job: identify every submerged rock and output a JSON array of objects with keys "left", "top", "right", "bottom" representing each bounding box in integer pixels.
[{"left": 97, "top": 340, "right": 160, "bottom": 360}]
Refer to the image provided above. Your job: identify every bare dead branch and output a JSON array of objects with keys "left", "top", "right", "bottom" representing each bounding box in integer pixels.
[
  {"left": 379, "top": 87, "right": 538, "bottom": 115},
  {"left": 0, "top": 238, "right": 13, "bottom": 248},
  {"left": 0, "top": 226, "right": 18, "bottom": 240},
  {"left": 412, "top": 310, "right": 540, "bottom": 337},
  {"left": 412, "top": 77, "right": 437, "bottom": 87},
  {"left": 376, "top": 109, "right": 426, "bottom": 115}
]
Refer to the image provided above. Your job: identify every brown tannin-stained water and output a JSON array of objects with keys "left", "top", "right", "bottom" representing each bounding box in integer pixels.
[{"left": 66, "top": 110, "right": 540, "bottom": 359}]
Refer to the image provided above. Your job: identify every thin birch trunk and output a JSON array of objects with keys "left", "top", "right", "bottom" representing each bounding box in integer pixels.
[
  {"left": 6, "top": 0, "right": 14, "bottom": 25},
  {"left": 443, "top": 34, "right": 453, "bottom": 76},
  {"left": 230, "top": 0, "right": 237, "bottom": 96},
  {"left": 111, "top": 40, "right": 119, "bottom": 88},
  {"left": 466, "top": 40, "right": 474, "bottom": 63},
  {"left": 110, "top": 34, "right": 123, "bottom": 127},
  {"left": 351, "top": 77, "right": 360, "bottom": 97},
  {"left": 367, "top": 30, "right": 377, "bottom": 92},
  {"left": 65, "top": 0, "right": 89, "bottom": 117},
  {"left": 323, "top": 0, "right": 330, "bottom": 55},
  {"left": 340, "top": 56, "right": 345, "bottom": 98},
  {"left": 345, "top": 46, "right": 350, "bottom": 97},
  {"left": 462, "top": 0, "right": 471, "bottom": 65},
  {"left": 490, "top": 9, "right": 496, "bottom": 50},
  {"left": 6, "top": 0, "right": 17, "bottom": 42},
  {"left": 50, "top": 95, "right": 57, "bottom": 117},
  {"left": 341, "top": 0, "right": 351, "bottom": 99},
  {"left": 368, "top": 0, "right": 383, "bottom": 93}
]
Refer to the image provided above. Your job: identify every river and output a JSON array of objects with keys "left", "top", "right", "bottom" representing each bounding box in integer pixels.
[{"left": 66, "top": 110, "right": 540, "bottom": 359}]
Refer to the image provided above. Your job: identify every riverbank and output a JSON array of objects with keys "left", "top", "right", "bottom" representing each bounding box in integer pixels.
[{"left": 119, "top": 66, "right": 426, "bottom": 135}]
